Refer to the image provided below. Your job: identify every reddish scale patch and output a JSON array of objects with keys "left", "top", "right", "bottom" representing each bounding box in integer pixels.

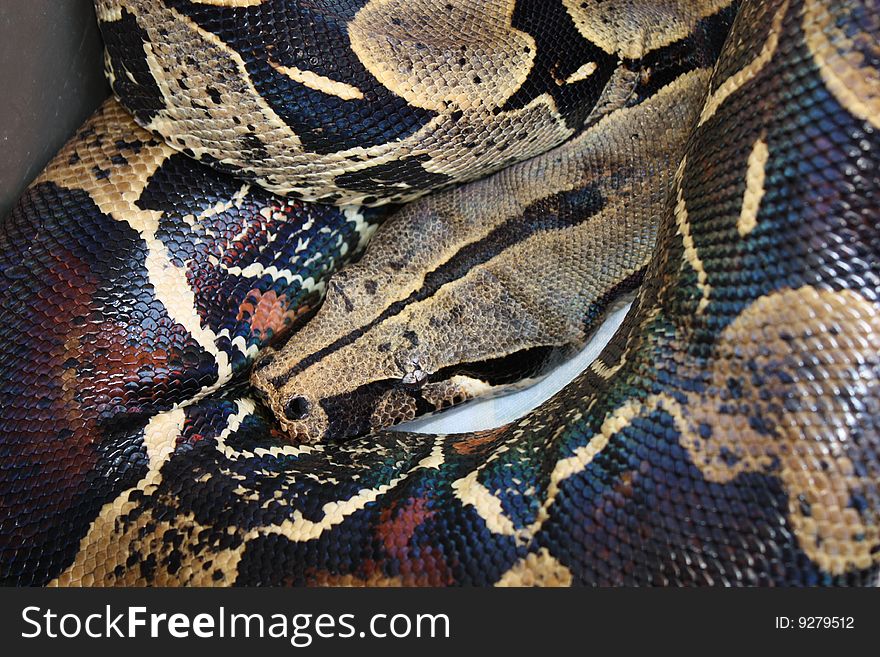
[
  {"left": 236, "top": 289, "right": 293, "bottom": 340},
  {"left": 451, "top": 426, "right": 509, "bottom": 455},
  {"left": 0, "top": 182, "right": 217, "bottom": 584},
  {"left": 219, "top": 201, "right": 288, "bottom": 267},
  {"left": 160, "top": 193, "right": 358, "bottom": 368},
  {"left": 373, "top": 497, "right": 454, "bottom": 586}
]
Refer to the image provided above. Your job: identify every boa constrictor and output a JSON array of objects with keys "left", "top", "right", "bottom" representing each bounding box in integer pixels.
[{"left": 1, "top": 0, "right": 878, "bottom": 586}]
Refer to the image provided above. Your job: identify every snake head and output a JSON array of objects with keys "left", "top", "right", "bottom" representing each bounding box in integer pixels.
[
  {"left": 249, "top": 266, "right": 432, "bottom": 443},
  {"left": 249, "top": 253, "right": 569, "bottom": 444}
]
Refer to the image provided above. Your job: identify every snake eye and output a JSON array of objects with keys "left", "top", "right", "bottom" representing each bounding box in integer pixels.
[{"left": 284, "top": 396, "right": 310, "bottom": 421}]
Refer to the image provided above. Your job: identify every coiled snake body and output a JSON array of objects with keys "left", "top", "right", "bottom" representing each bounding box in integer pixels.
[{"left": 1, "top": 0, "right": 878, "bottom": 586}]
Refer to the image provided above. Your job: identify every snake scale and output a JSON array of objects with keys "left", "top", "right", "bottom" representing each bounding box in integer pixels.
[{"left": 1, "top": 0, "right": 878, "bottom": 586}]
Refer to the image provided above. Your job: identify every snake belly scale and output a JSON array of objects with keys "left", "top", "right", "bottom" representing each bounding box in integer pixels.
[{"left": 0, "top": 0, "right": 878, "bottom": 586}]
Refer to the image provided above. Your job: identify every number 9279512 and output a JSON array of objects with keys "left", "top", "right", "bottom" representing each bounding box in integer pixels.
[{"left": 775, "top": 617, "right": 854, "bottom": 629}]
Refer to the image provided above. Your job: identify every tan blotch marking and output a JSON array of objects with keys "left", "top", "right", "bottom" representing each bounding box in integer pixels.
[
  {"left": 682, "top": 287, "right": 880, "bottom": 574},
  {"left": 348, "top": 0, "right": 534, "bottom": 111},
  {"left": 496, "top": 548, "right": 573, "bottom": 587},
  {"left": 562, "top": 0, "right": 734, "bottom": 59},
  {"left": 697, "top": 0, "right": 789, "bottom": 126},
  {"left": 98, "top": 1, "right": 572, "bottom": 205},
  {"left": 802, "top": 0, "right": 880, "bottom": 130},
  {"left": 673, "top": 156, "right": 711, "bottom": 313},
  {"left": 512, "top": 286, "right": 880, "bottom": 578},
  {"left": 269, "top": 60, "right": 364, "bottom": 101},
  {"left": 737, "top": 136, "right": 769, "bottom": 236}
]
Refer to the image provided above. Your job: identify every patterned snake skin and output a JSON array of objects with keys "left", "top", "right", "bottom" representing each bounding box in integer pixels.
[{"left": 1, "top": 0, "right": 878, "bottom": 586}]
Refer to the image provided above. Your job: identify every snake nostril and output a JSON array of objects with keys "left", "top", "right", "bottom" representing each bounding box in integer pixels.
[{"left": 284, "top": 396, "right": 310, "bottom": 421}]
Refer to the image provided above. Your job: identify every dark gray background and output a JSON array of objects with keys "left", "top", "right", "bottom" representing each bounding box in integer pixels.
[{"left": 0, "top": 0, "right": 109, "bottom": 217}]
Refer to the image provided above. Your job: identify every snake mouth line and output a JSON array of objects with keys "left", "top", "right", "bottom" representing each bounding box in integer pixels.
[{"left": 393, "top": 296, "right": 635, "bottom": 435}]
